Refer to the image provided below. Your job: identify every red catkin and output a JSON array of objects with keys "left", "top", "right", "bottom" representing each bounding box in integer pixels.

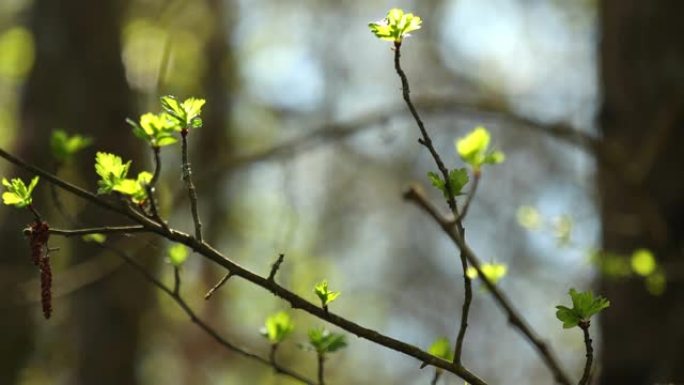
[{"left": 27, "top": 221, "right": 52, "bottom": 319}]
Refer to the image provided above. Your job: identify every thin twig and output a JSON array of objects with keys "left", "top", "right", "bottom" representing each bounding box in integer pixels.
[
  {"left": 393, "top": 41, "right": 457, "bottom": 214},
  {"left": 578, "top": 322, "right": 593, "bottom": 385},
  {"left": 392, "top": 41, "right": 474, "bottom": 369},
  {"left": 97, "top": 243, "right": 314, "bottom": 385},
  {"left": 173, "top": 266, "right": 181, "bottom": 295},
  {"left": 430, "top": 370, "right": 442, "bottom": 385},
  {"left": 151, "top": 146, "right": 163, "bottom": 186},
  {"left": 458, "top": 172, "right": 481, "bottom": 223},
  {"left": 317, "top": 352, "right": 325, "bottom": 385},
  {"left": 403, "top": 185, "right": 572, "bottom": 385},
  {"left": 204, "top": 272, "right": 233, "bottom": 300},
  {"left": 0, "top": 147, "right": 488, "bottom": 385},
  {"left": 49, "top": 225, "right": 147, "bottom": 237},
  {"left": 268, "top": 253, "right": 285, "bottom": 281},
  {"left": 180, "top": 129, "right": 203, "bottom": 242}
]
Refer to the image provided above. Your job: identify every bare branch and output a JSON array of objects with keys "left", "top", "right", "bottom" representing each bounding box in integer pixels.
[
  {"left": 49, "top": 225, "right": 147, "bottom": 237},
  {"left": 578, "top": 322, "right": 594, "bottom": 385},
  {"left": 403, "top": 185, "right": 572, "bottom": 385}
]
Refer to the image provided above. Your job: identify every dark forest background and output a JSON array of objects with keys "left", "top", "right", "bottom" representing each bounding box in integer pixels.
[{"left": 0, "top": 0, "right": 682, "bottom": 384}]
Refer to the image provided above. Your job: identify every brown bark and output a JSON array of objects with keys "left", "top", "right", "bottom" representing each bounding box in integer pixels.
[{"left": 599, "top": 1, "right": 684, "bottom": 383}]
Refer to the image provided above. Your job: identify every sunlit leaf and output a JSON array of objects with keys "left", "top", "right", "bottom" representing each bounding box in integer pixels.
[
  {"left": 369, "top": 8, "right": 422, "bottom": 43},
  {"left": 82, "top": 233, "right": 107, "bottom": 244},
  {"left": 428, "top": 337, "right": 453, "bottom": 361},
  {"left": 260, "top": 312, "right": 294, "bottom": 344},
  {"left": 455, "top": 127, "right": 505, "bottom": 170},
  {"left": 466, "top": 263, "right": 507, "bottom": 284},
  {"left": 314, "top": 280, "right": 341, "bottom": 307},
  {"left": 630, "top": 248, "right": 656, "bottom": 277},
  {"left": 516, "top": 205, "right": 542, "bottom": 230},
  {"left": 1, "top": 176, "right": 38, "bottom": 208},
  {"left": 95, "top": 152, "right": 131, "bottom": 194},
  {"left": 168, "top": 243, "right": 188, "bottom": 266}
]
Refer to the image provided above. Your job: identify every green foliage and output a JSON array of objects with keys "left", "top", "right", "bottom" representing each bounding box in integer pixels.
[
  {"left": 555, "top": 288, "right": 610, "bottom": 329},
  {"left": 368, "top": 8, "right": 422, "bottom": 43},
  {"left": 516, "top": 205, "right": 541, "bottom": 230},
  {"left": 305, "top": 328, "right": 347, "bottom": 354},
  {"left": 260, "top": 312, "right": 295, "bottom": 345},
  {"left": 2, "top": 176, "right": 39, "bottom": 208},
  {"left": 427, "top": 168, "right": 469, "bottom": 198},
  {"left": 428, "top": 337, "right": 453, "bottom": 361},
  {"left": 160, "top": 95, "right": 206, "bottom": 129},
  {"left": 50, "top": 129, "right": 92, "bottom": 163},
  {"left": 314, "top": 280, "right": 341, "bottom": 307},
  {"left": 456, "top": 127, "right": 505, "bottom": 171},
  {"left": 127, "top": 112, "right": 178, "bottom": 148},
  {"left": 168, "top": 243, "right": 189, "bottom": 267},
  {"left": 466, "top": 263, "right": 507, "bottom": 284},
  {"left": 82, "top": 233, "right": 107, "bottom": 244},
  {"left": 95, "top": 152, "right": 131, "bottom": 195},
  {"left": 630, "top": 248, "right": 657, "bottom": 277},
  {"left": 94, "top": 152, "right": 151, "bottom": 203}
]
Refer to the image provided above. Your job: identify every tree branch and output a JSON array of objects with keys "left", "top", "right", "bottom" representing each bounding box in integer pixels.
[
  {"left": 49, "top": 225, "right": 147, "bottom": 237},
  {"left": 180, "top": 129, "right": 203, "bottom": 241},
  {"left": 0, "top": 147, "right": 488, "bottom": 385},
  {"left": 403, "top": 185, "right": 572, "bottom": 385},
  {"left": 578, "top": 322, "right": 594, "bottom": 385}
]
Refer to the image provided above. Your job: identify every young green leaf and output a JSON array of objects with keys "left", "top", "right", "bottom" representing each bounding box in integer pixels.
[
  {"left": 95, "top": 152, "right": 131, "bottom": 194},
  {"left": 160, "top": 95, "right": 206, "bottom": 129},
  {"left": 306, "top": 328, "right": 347, "bottom": 354},
  {"left": 314, "top": 280, "right": 341, "bottom": 307},
  {"left": 2, "top": 176, "right": 39, "bottom": 208},
  {"left": 456, "top": 127, "right": 505, "bottom": 170},
  {"left": 428, "top": 337, "right": 453, "bottom": 361},
  {"left": 127, "top": 112, "right": 177, "bottom": 148},
  {"left": 168, "top": 243, "right": 188, "bottom": 266},
  {"left": 50, "top": 129, "right": 92, "bottom": 162},
  {"left": 82, "top": 233, "right": 107, "bottom": 244},
  {"left": 369, "top": 8, "right": 422, "bottom": 43},
  {"left": 427, "top": 168, "right": 469, "bottom": 199},
  {"left": 260, "top": 311, "right": 295, "bottom": 344},
  {"left": 555, "top": 288, "right": 610, "bottom": 329},
  {"left": 466, "top": 262, "right": 507, "bottom": 284}
]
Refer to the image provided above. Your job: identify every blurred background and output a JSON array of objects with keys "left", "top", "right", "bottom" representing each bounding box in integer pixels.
[{"left": 0, "top": 0, "right": 682, "bottom": 384}]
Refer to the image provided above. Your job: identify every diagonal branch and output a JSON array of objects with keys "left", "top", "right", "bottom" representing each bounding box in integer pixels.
[
  {"left": 403, "top": 185, "right": 572, "bottom": 385},
  {"left": 0, "top": 147, "right": 488, "bottom": 385}
]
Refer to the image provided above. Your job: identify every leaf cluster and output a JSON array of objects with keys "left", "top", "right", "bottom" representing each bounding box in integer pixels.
[
  {"left": 555, "top": 288, "right": 610, "bottom": 329},
  {"left": 305, "top": 328, "right": 347, "bottom": 355},
  {"left": 2, "top": 176, "right": 39, "bottom": 208},
  {"left": 94, "top": 152, "right": 151, "bottom": 203},
  {"left": 368, "top": 8, "right": 422, "bottom": 43},
  {"left": 456, "top": 127, "right": 505, "bottom": 171},
  {"left": 50, "top": 130, "right": 92, "bottom": 163},
  {"left": 466, "top": 263, "right": 508, "bottom": 284},
  {"left": 427, "top": 169, "right": 469, "bottom": 199},
  {"left": 260, "top": 311, "right": 295, "bottom": 345},
  {"left": 127, "top": 112, "right": 178, "bottom": 148},
  {"left": 314, "top": 280, "right": 341, "bottom": 307},
  {"left": 160, "top": 95, "right": 206, "bottom": 130}
]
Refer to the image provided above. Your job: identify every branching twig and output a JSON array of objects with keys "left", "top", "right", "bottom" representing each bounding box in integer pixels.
[
  {"left": 89, "top": 242, "right": 315, "bottom": 385},
  {"left": 578, "top": 322, "right": 594, "bottom": 385},
  {"left": 392, "top": 41, "right": 474, "bottom": 370},
  {"left": 268, "top": 253, "right": 285, "bottom": 281},
  {"left": 393, "top": 41, "right": 457, "bottom": 214},
  {"left": 0, "top": 147, "right": 487, "bottom": 385},
  {"left": 180, "top": 129, "right": 203, "bottom": 242},
  {"left": 48, "top": 225, "right": 147, "bottom": 237},
  {"left": 204, "top": 272, "right": 233, "bottom": 300},
  {"left": 403, "top": 185, "right": 572, "bottom": 385}
]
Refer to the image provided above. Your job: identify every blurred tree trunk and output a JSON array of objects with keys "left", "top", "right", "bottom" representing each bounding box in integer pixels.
[
  {"left": 598, "top": 1, "right": 684, "bottom": 383},
  {"left": 19, "top": 1, "right": 154, "bottom": 385}
]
